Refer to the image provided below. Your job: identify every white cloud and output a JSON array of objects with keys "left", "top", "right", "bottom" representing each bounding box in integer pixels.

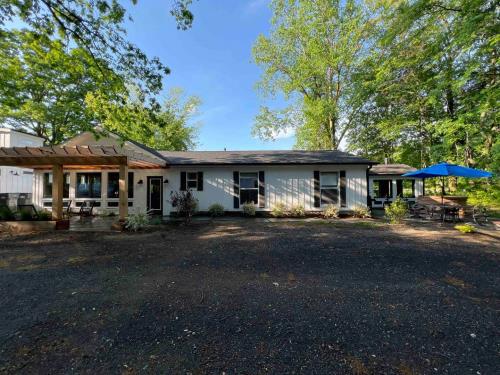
[{"left": 271, "top": 126, "right": 296, "bottom": 140}]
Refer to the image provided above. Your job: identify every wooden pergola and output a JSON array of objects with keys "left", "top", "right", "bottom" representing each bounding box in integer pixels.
[{"left": 0, "top": 145, "right": 165, "bottom": 221}]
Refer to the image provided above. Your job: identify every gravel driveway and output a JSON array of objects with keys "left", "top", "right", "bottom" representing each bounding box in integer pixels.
[{"left": 0, "top": 221, "right": 498, "bottom": 374}]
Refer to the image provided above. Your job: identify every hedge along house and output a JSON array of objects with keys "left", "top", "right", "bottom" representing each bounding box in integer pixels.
[
  {"left": 368, "top": 163, "right": 424, "bottom": 208},
  {"left": 15, "top": 131, "right": 377, "bottom": 218}
]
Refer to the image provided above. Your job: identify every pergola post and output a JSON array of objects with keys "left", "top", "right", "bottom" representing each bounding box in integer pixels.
[
  {"left": 51, "top": 164, "right": 64, "bottom": 221},
  {"left": 119, "top": 163, "right": 128, "bottom": 221}
]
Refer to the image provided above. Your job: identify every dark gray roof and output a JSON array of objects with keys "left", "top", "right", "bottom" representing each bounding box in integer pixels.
[
  {"left": 369, "top": 163, "right": 416, "bottom": 175},
  {"left": 159, "top": 150, "right": 375, "bottom": 165}
]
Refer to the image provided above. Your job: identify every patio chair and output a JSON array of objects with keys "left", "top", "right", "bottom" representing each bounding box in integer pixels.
[
  {"left": 17, "top": 193, "right": 29, "bottom": 206},
  {"left": 443, "top": 206, "right": 460, "bottom": 223},
  {"left": 63, "top": 200, "right": 73, "bottom": 219},
  {"left": 79, "top": 200, "right": 95, "bottom": 217},
  {"left": 17, "top": 204, "right": 39, "bottom": 220},
  {"left": 409, "top": 203, "right": 429, "bottom": 219},
  {"left": 472, "top": 206, "right": 489, "bottom": 225}
]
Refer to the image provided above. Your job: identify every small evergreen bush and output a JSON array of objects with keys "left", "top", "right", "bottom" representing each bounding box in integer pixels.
[
  {"left": 352, "top": 205, "right": 371, "bottom": 218},
  {"left": 19, "top": 209, "right": 34, "bottom": 221},
  {"left": 385, "top": 197, "right": 408, "bottom": 224},
  {"left": 271, "top": 202, "right": 288, "bottom": 217},
  {"left": 455, "top": 224, "right": 475, "bottom": 234},
  {"left": 38, "top": 210, "right": 52, "bottom": 221},
  {"left": 125, "top": 212, "right": 149, "bottom": 231},
  {"left": 323, "top": 204, "right": 339, "bottom": 219},
  {"left": 208, "top": 203, "right": 224, "bottom": 217},
  {"left": 0, "top": 206, "right": 15, "bottom": 221},
  {"left": 290, "top": 204, "right": 306, "bottom": 217},
  {"left": 242, "top": 202, "right": 256, "bottom": 216}
]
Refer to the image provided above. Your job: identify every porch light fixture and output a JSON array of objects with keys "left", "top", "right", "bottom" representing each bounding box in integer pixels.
[
  {"left": 163, "top": 179, "right": 169, "bottom": 184},
  {"left": 137, "top": 179, "right": 143, "bottom": 185}
]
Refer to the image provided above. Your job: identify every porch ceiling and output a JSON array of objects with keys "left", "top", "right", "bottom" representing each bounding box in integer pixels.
[{"left": 0, "top": 145, "right": 166, "bottom": 169}]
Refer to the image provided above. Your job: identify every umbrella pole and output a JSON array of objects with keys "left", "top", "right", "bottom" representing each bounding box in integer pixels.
[{"left": 441, "top": 176, "right": 445, "bottom": 223}]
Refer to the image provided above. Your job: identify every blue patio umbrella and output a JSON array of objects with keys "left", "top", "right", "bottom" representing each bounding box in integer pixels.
[
  {"left": 402, "top": 162, "right": 492, "bottom": 179},
  {"left": 402, "top": 162, "right": 492, "bottom": 209}
]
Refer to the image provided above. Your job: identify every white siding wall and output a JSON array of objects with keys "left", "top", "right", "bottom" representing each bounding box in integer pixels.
[
  {"left": 33, "top": 165, "right": 372, "bottom": 216},
  {"left": 165, "top": 165, "right": 369, "bottom": 214},
  {"left": 0, "top": 129, "right": 43, "bottom": 194}
]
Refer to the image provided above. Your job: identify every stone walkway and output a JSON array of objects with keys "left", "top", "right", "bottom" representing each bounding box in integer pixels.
[{"left": 69, "top": 216, "right": 118, "bottom": 232}]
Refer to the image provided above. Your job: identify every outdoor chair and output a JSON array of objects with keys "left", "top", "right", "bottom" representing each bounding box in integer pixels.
[
  {"left": 443, "top": 206, "right": 460, "bottom": 222},
  {"left": 17, "top": 204, "right": 39, "bottom": 220},
  {"left": 410, "top": 203, "right": 430, "bottom": 219},
  {"left": 17, "top": 194, "right": 29, "bottom": 206},
  {"left": 63, "top": 200, "right": 73, "bottom": 219},
  {"left": 79, "top": 200, "right": 95, "bottom": 216}
]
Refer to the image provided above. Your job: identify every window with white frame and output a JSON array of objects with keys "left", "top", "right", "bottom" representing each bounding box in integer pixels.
[
  {"left": 43, "top": 172, "right": 70, "bottom": 199},
  {"left": 187, "top": 172, "right": 198, "bottom": 189},
  {"left": 320, "top": 172, "right": 339, "bottom": 205},
  {"left": 240, "top": 172, "right": 258, "bottom": 205}
]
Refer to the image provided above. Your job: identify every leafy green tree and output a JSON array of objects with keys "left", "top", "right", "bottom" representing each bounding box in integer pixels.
[
  {"left": 348, "top": 0, "right": 498, "bottom": 173},
  {"left": 0, "top": 30, "right": 125, "bottom": 144},
  {"left": 252, "top": 0, "right": 375, "bottom": 150},
  {"left": 86, "top": 87, "right": 201, "bottom": 150},
  {"left": 0, "top": 0, "right": 195, "bottom": 95}
]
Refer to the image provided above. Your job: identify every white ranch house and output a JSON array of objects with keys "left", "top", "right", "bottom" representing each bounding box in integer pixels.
[{"left": 1, "top": 131, "right": 423, "bottom": 219}]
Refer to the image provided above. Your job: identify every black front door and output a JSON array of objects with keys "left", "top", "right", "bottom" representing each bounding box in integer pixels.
[{"left": 147, "top": 176, "right": 163, "bottom": 213}]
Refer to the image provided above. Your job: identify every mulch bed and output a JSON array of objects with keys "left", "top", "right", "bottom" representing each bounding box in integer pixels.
[{"left": 0, "top": 221, "right": 498, "bottom": 374}]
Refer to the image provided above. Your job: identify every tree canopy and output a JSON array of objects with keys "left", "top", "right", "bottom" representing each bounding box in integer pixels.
[
  {"left": 0, "top": 1, "right": 200, "bottom": 150},
  {"left": 252, "top": 0, "right": 375, "bottom": 150},
  {"left": 254, "top": 0, "right": 498, "bottom": 203}
]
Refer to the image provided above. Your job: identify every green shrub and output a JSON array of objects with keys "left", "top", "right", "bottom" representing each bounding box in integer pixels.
[
  {"left": 242, "top": 202, "right": 256, "bottom": 216},
  {"left": 271, "top": 202, "right": 288, "bottom": 217},
  {"left": 148, "top": 216, "right": 163, "bottom": 225},
  {"left": 455, "top": 224, "right": 475, "bottom": 234},
  {"left": 125, "top": 212, "right": 149, "bottom": 232},
  {"left": 323, "top": 204, "right": 339, "bottom": 219},
  {"left": 290, "top": 204, "right": 306, "bottom": 217},
  {"left": 208, "top": 203, "right": 224, "bottom": 217},
  {"left": 0, "top": 206, "right": 15, "bottom": 221},
  {"left": 19, "top": 209, "right": 34, "bottom": 221},
  {"left": 352, "top": 205, "right": 371, "bottom": 218},
  {"left": 385, "top": 197, "right": 408, "bottom": 224},
  {"left": 38, "top": 210, "right": 52, "bottom": 221}
]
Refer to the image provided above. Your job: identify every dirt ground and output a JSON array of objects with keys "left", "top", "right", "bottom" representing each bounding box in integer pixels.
[{"left": 0, "top": 221, "right": 498, "bottom": 374}]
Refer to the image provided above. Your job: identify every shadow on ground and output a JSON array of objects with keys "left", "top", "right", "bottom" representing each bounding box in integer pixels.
[{"left": 0, "top": 221, "right": 498, "bottom": 374}]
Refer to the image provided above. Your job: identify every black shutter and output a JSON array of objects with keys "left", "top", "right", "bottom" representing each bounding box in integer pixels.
[
  {"left": 313, "top": 171, "right": 320, "bottom": 208},
  {"left": 258, "top": 171, "right": 265, "bottom": 208},
  {"left": 340, "top": 170, "right": 347, "bottom": 208},
  {"left": 233, "top": 171, "right": 240, "bottom": 208},
  {"left": 197, "top": 171, "right": 203, "bottom": 191},
  {"left": 180, "top": 171, "right": 186, "bottom": 191}
]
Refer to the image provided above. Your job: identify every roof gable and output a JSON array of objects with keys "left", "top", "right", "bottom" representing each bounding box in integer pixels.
[
  {"left": 369, "top": 163, "right": 416, "bottom": 175},
  {"left": 64, "top": 130, "right": 166, "bottom": 165}
]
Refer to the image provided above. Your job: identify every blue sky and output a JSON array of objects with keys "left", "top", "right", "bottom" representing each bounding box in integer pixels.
[{"left": 124, "top": 0, "right": 294, "bottom": 151}]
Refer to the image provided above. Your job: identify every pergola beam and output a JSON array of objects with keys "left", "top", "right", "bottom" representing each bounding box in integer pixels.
[{"left": 0, "top": 156, "right": 127, "bottom": 167}]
